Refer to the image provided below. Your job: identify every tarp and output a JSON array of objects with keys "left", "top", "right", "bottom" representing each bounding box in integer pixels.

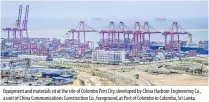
[
  {"left": 60, "top": 74, "right": 73, "bottom": 78},
  {"left": 52, "top": 77, "right": 65, "bottom": 81}
]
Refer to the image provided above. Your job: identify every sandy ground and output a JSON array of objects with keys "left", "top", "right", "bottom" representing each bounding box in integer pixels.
[
  {"left": 37, "top": 61, "right": 208, "bottom": 86},
  {"left": 76, "top": 60, "right": 208, "bottom": 86},
  {"left": 76, "top": 71, "right": 113, "bottom": 86},
  {"left": 62, "top": 80, "right": 81, "bottom": 86},
  {"left": 92, "top": 65, "right": 208, "bottom": 86},
  {"left": 3, "top": 56, "right": 208, "bottom": 86},
  {"left": 129, "top": 70, "right": 208, "bottom": 86}
]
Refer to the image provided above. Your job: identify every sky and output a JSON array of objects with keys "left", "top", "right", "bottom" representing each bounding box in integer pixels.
[{"left": 1, "top": 1, "right": 208, "bottom": 19}]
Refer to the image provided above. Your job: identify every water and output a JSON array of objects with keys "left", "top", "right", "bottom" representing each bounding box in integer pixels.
[{"left": 1, "top": 18, "right": 208, "bottom": 47}]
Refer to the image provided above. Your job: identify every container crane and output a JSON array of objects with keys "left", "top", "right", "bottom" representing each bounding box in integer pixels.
[
  {"left": 131, "top": 22, "right": 143, "bottom": 56},
  {"left": 2, "top": 5, "right": 23, "bottom": 40},
  {"left": 68, "top": 21, "right": 97, "bottom": 56},
  {"left": 117, "top": 21, "right": 133, "bottom": 49},
  {"left": 163, "top": 22, "right": 189, "bottom": 51},
  {"left": 21, "top": 5, "right": 29, "bottom": 38},
  {"left": 142, "top": 22, "right": 161, "bottom": 47}
]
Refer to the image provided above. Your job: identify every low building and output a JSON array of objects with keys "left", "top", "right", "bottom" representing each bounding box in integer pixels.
[
  {"left": 18, "top": 55, "right": 47, "bottom": 61},
  {"left": 92, "top": 50, "right": 125, "bottom": 64}
]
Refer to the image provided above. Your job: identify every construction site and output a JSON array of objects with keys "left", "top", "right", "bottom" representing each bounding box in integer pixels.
[{"left": 1, "top": 5, "right": 208, "bottom": 86}]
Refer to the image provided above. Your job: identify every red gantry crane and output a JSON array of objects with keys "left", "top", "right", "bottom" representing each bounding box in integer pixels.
[
  {"left": 163, "top": 22, "right": 190, "bottom": 51},
  {"left": 2, "top": 5, "right": 29, "bottom": 40},
  {"left": 117, "top": 21, "right": 133, "bottom": 48},
  {"left": 142, "top": 22, "right": 161, "bottom": 47},
  {"left": 2, "top": 5, "right": 30, "bottom": 55},
  {"left": 67, "top": 21, "right": 97, "bottom": 46},
  {"left": 2, "top": 5, "right": 23, "bottom": 40},
  {"left": 67, "top": 21, "right": 97, "bottom": 56},
  {"left": 131, "top": 22, "right": 143, "bottom": 56},
  {"left": 86, "top": 41, "right": 94, "bottom": 49},
  {"left": 99, "top": 21, "right": 133, "bottom": 50},
  {"left": 99, "top": 21, "right": 116, "bottom": 49}
]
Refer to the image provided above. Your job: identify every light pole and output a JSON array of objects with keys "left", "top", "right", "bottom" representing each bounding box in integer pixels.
[{"left": 201, "top": 62, "right": 204, "bottom": 74}]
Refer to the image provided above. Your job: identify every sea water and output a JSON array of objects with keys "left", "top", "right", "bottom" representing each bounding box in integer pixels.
[{"left": 1, "top": 18, "right": 208, "bottom": 47}]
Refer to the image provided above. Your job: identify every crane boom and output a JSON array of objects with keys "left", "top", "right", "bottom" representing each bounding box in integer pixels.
[
  {"left": 23, "top": 5, "right": 29, "bottom": 29},
  {"left": 16, "top": 5, "right": 23, "bottom": 28}
]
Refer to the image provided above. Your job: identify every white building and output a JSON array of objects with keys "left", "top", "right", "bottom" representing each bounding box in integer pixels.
[
  {"left": 92, "top": 50, "right": 126, "bottom": 64},
  {"left": 18, "top": 55, "right": 47, "bottom": 61}
]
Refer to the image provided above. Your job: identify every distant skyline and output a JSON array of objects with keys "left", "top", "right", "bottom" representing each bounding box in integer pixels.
[{"left": 1, "top": 1, "right": 208, "bottom": 19}]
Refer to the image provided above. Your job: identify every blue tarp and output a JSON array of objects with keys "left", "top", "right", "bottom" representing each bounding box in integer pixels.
[
  {"left": 52, "top": 77, "right": 65, "bottom": 81},
  {"left": 60, "top": 74, "right": 73, "bottom": 78},
  {"left": 1, "top": 52, "right": 9, "bottom": 57},
  {"left": 52, "top": 77, "right": 72, "bottom": 84},
  {"left": 42, "top": 70, "right": 64, "bottom": 78}
]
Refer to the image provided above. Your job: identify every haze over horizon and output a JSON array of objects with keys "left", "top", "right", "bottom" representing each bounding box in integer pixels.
[{"left": 1, "top": 1, "right": 208, "bottom": 43}]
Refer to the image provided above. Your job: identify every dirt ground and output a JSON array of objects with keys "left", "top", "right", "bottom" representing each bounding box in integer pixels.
[
  {"left": 64, "top": 61, "right": 208, "bottom": 86},
  {"left": 3, "top": 56, "right": 207, "bottom": 86},
  {"left": 76, "top": 71, "right": 113, "bottom": 86},
  {"left": 134, "top": 71, "right": 208, "bottom": 86},
  {"left": 82, "top": 62, "right": 208, "bottom": 86}
]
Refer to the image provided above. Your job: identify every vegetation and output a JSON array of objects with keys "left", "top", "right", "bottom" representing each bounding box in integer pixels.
[
  {"left": 135, "top": 74, "right": 139, "bottom": 79},
  {"left": 145, "top": 69, "right": 149, "bottom": 72},
  {"left": 166, "top": 66, "right": 188, "bottom": 71},
  {"left": 192, "top": 60, "right": 205, "bottom": 63},
  {"left": 182, "top": 59, "right": 208, "bottom": 64},
  {"left": 91, "top": 71, "right": 96, "bottom": 76},
  {"left": 80, "top": 80, "right": 85, "bottom": 86}
]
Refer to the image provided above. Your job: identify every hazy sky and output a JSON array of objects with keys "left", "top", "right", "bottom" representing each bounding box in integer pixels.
[
  {"left": 1, "top": 1, "right": 208, "bottom": 19},
  {"left": 1, "top": 1, "right": 208, "bottom": 42}
]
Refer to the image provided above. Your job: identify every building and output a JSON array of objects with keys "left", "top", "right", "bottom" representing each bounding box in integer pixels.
[
  {"left": 92, "top": 50, "right": 125, "bottom": 64},
  {"left": 18, "top": 55, "right": 47, "bottom": 61}
]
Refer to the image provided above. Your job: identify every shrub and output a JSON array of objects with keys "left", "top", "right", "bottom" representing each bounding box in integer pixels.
[{"left": 135, "top": 74, "right": 139, "bottom": 79}]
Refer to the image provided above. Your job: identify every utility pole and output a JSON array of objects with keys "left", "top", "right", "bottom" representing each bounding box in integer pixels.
[
  {"left": 23, "top": 58, "right": 31, "bottom": 82},
  {"left": 201, "top": 62, "right": 204, "bottom": 74}
]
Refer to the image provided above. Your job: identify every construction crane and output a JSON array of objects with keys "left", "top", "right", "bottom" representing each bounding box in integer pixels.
[{"left": 163, "top": 22, "right": 190, "bottom": 51}]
